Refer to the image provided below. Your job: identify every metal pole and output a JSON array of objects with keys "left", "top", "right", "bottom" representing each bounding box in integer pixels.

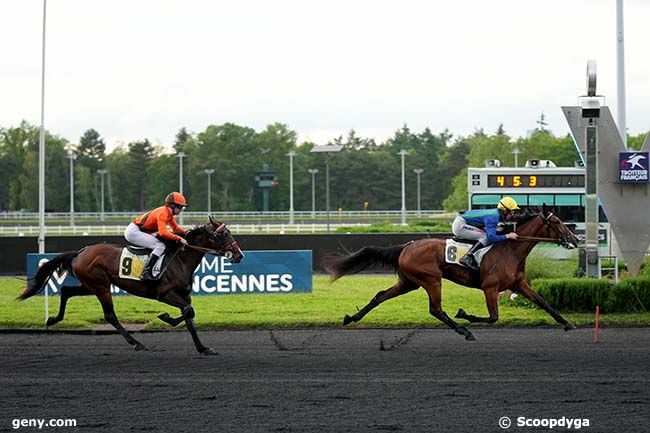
[
  {"left": 177, "top": 152, "right": 186, "bottom": 225},
  {"left": 68, "top": 153, "right": 75, "bottom": 226},
  {"left": 308, "top": 169, "right": 318, "bottom": 218},
  {"left": 616, "top": 0, "right": 627, "bottom": 147},
  {"left": 287, "top": 151, "right": 295, "bottom": 224},
  {"left": 39, "top": 0, "right": 48, "bottom": 324},
  {"left": 413, "top": 168, "right": 423, "bottom": 217},
  {"left": 398, "top": 150, "right": 407, "bottom": 226},
  {"left": 204, "top": 168, "right": 214, "bottom": 214},
  {"left": 97, "top": 170, "right": 107, "bottom": 222},
  {"left": 326, "top": 158, "right": 330, "bottom": 233}
]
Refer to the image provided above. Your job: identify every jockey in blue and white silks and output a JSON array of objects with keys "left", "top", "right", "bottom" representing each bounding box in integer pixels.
[{"left": 451, "top": 197, "right": 520, "bottom": 270}]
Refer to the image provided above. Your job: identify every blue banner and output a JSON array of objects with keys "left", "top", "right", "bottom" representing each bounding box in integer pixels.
[
  {"left": 619, "top": 152, "right": 649, "bottom": 183},
  {"left": 27, "top": 251, "right": 312, "bottom": 295}
]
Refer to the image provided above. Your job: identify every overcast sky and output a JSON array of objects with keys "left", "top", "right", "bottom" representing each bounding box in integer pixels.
[{"left": 1, "top": 0, "right": 649, "bottom": 151}]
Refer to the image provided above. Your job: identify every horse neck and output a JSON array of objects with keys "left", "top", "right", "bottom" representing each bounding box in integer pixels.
[
  {"left": 509, "top": 217, "right": 545, "bottom": 259},
  {"left": 173, "top": 233, "right": 207, "bottom": 278}
]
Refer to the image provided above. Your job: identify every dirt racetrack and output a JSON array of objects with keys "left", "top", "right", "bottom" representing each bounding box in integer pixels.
[{"left": 0, "top": 327, "right": 648, "bottom": 432}]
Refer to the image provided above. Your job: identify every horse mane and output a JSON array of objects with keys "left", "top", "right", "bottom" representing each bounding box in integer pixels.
[
  {"left": 186, "top": 224, "right": 210, "bottom": 241},
  {"left": 512, "top": 208, "right": 544, "bottom": 227}
]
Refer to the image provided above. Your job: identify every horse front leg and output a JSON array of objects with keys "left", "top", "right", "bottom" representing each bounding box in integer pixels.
[
  {"left": 159, "top": 291, "right": 216, "bottom": 355},
  {"left": 455, "top": 286, "right": 499, "bottom": 324},
  {"left": 516, "top": 280, "right": 576, "bottom": 331}
]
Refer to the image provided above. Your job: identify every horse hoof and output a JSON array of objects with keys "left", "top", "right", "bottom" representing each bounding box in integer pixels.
[
  {"left": 564, "top": 323, "right": 576, "bottom": 331},
  {"left": 201, "top": 348, "right": 218, "bottom": 356},
  {"left": 158, "top": 313, "right": 170, "bottom": 321},
  {"left": 455, "top": 309, "right": 466, "bottom": 319},
  {"left": 133, "top": 343, "right": 148, "bottom": 351},
  {"left": 45, "top": 317, "right": 58, "bottom": 327},
  {"left": 465, "top": 334, "right": 476, "bottom": 341},
  {"left": 343, "top": 315, "right": 354, "bottom": 326}
]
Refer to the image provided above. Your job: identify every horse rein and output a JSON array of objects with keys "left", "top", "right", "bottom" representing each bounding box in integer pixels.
[{"left": 185, "top": 241, "right": 240, "bottom": 257}]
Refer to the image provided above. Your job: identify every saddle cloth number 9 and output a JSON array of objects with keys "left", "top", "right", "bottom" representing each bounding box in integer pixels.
[{"left": 119, "top": 249, "right": 147, "bottom": 280}]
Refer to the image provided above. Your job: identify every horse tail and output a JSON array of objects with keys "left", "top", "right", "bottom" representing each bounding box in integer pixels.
[
  {"left": 322, "top": 245, "right": 405, "bottom": 282},
  {"left": 17, "top": 251, "right": 79, "bottom": 301}
]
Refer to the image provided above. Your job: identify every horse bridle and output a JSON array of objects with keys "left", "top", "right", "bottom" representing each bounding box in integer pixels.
[{"left": 186, "top": 225, "right": 240, "bottom": 258}]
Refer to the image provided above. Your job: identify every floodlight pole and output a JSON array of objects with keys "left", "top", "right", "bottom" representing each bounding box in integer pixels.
[
  {"left": 310, "top": 145, "right": 342, "bottom": 233},
  {"left": 398, "top": 150, "right": 407, "bottom": 226},
  {"left": 204, "top": 169, "right": 215, "bottom": 214},
  {"left": 67, "top": 153, "right": 76, "bottom": 226},
  {"left": 177, "top": 152, "right": 186, "bottom": 225},
  {"left": 616, "top": 0, "right": 627, "bottom": 147},
  {"left": 97, "top": 169, "right": 107, "bottom": 222},
  {"left": 413, "top": 168, "right": 424, "bottom": 217},
  {"left": 308, "top": 169, "right": 319, "bottom": 218},
  {"left": 287, "top": 151, "right": 296, "bottom": 224}
]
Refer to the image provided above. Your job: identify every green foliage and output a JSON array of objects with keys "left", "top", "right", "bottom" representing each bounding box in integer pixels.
[
  {"left": 527, "top": 277, "right": 650, "bottom": 313},
  {"left": 523, "top": 253, "right": 578, "bottom": 282},
  {"left": 0, "top": 118, "right": 598, "bottom": 214}
]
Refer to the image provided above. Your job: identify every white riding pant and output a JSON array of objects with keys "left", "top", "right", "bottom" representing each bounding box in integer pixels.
[
  {"left": 452, "top": 216, "right": 487, "bottom": 245},
  {"left": 124, "top": 222, "right": 166, "bottom": 256}
]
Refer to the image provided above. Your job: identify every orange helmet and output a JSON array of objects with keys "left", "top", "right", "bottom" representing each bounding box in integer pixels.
[{"left": 165, "top": 192, "right": 187, "bottom": 207}]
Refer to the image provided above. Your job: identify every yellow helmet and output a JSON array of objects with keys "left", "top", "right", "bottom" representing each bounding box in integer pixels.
[{"left": 498, "top": 197, "right": 520, "bottom": 211}]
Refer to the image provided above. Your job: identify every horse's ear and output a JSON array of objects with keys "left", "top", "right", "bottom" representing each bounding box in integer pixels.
[
  {"left": 542, "top": 203, "right": 547, "bottom": 216},
  {"left": 209, "top": 215, "right": 218, "bottom": 227}
]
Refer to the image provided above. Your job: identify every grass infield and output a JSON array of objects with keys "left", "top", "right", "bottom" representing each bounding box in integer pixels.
[{"left": 1, "top": 276, "right": 649, "bottom": 330}]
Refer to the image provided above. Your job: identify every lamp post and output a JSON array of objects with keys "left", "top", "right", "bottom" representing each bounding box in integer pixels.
[
  {"left": 38, "top": 0, "right": 48, "bottom": 256},
  {"left": 287, "top": 151, "right": 296, "bottom": 224},
  {"left": 204, "top": 169, "right": 215, "bottom": 214},
  {"left": 413, "top": 168, "right": 424, "bottom": 217},
  {"left": 307, "top": 168, "right": 319, "bottom": 218},
  {"left": 512, "top": 147, "right": 521, "bottom": 168},
  {"left": 67, "top": 152, "right": 76, "bottom": 226},
  {"left": 97, "top": 169, "right": 107, "bottom": 222},
  {"left": 398, "top": 149, "right": 407, "bottom": 226},
  {"left": 310, "top": 145, "right": 342, "bottom": 233},
  {"left": 176, "top": 151, "right": 186, "bottom": 225}
]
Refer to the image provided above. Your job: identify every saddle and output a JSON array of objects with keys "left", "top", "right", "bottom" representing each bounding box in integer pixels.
[
  {"left": 120, "top": 241, "right": 179, "bottom": 281},
  {"left": 444, "top": 239, "right": 493, "bottom": 269}
]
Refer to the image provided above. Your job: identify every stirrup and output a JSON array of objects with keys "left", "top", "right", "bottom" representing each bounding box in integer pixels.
[{"left": 460, "top": 255, "right": 478, "bottom": 271}]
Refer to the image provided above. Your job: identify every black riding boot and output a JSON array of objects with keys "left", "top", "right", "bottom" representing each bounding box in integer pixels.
[
  {"left": 459, "top": 242, "right": 483, "bottom": 271},
  {"left": 141, "top": 254, "right": 160, "bottom": 281}
]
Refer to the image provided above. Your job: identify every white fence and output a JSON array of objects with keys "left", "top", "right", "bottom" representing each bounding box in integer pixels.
[{"left": 0, "top": 223, "right": 381, "bottom": 236}]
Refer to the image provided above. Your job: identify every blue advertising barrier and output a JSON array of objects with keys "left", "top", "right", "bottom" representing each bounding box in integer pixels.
[{"left": 26, "top": 250, "right": 312, "bottom": 295}]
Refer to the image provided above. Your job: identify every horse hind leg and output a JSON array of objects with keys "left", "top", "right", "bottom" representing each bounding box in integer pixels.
[
  {"left": 343, "top": 277, "right": 418, "bottom": 326},
  {"left": 46, "top": 285, "right": 92, "bottom": 327},
  {"left": 422, "top": 278, "right": 476, "bottom": 341},
  {"left": 96, "top": 291, "right": 147, "bottom": 351}
]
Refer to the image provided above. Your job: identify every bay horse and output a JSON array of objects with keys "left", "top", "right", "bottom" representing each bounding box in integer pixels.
[
  {"left": 322, "top": 209, "right": 579, "bottom": 341},
  {"left": 18, "top": 217, "right": 244, "bottom": 354}
]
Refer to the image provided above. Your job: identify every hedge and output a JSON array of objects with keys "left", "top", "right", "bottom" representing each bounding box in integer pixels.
[{"left": 528, "top": 277, "right": 650, "bottom": 313}]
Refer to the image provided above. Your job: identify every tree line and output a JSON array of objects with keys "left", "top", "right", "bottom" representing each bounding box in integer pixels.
[{"left": 0, "top": 120, "right": 647, "bottom": 213}]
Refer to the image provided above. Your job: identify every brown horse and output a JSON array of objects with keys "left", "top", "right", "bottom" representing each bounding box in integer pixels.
[
  {"left": 18, "top": 217, "right": 244, "bottom": 354},
  {"left": 323, "top": 209, "right": 579, "bottom": 341}
]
